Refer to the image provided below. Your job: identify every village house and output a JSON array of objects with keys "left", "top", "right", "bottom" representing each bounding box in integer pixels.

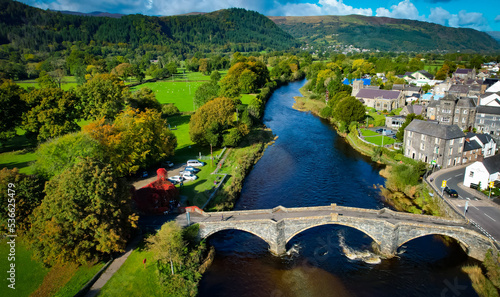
[
  {"left": 404, "top": 120, "right": 465, "bottom": 169},
  {"left": 426, "top": 94, "right": 476, "bottom": 130},
  {"left": 462, "top": 138, "right": 482, "bottom": 165},
  {"left": 463, "top": 154, "right": 500, "bottom": 190},
  {"left": 453, "top": 68, "right": 476, "bottom": 80},
  {"left": 400, "top": 104, "right": 425, "bottom": 117},
  {"left": 475, "top": 106, "right": 500, "bottom": 142},
  {"left": 465, "top": 132, "right": 497, "bottom": 158}
]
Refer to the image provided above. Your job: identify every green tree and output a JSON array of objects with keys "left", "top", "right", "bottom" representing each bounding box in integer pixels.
[
  {"left": 36, "top": 71, "right": 57, "bottom": 89},
  {"left": 22, "top": 88, "right": 80, "bottom": 141},
  {"left": 29, "top": 158, "right": 137, "bottom": 265},
  {"left": 238, "top": 69, "right": 258, "bottom": 93},
  {"left": 0, "top": 79, "right": 26, "bottom": 140},
  {"left": 193, "top": 82, "right": 220, "bottom": 108},
  {"left": 189, "top": 97, "right": 235, "bottom": 146},
  {"left": 166, "top": 62, "right": 178, "bottom": 76},
  {"left": 127, "top": 87, "right": 162, "bottom": 112},
  {"left": 111, "top": 63, "right": 133, "bottom": 81},
  {"left": 76, "top": 73, "right": 128, "bottom": 120},
  {"left": 0, "top": 168, "right": 45, "bottom": 233},
  {"left": 210, "top": 70, "right": 221, "bottom": 82},
  {"left": 333, "top": 96, "right": 366, "bottom": 124},
  {"left": 146, "top": 221, "right": 185, "bottom": 276},
  {"left": 396, "top": 114, "right": 425, "bottom": 141}
]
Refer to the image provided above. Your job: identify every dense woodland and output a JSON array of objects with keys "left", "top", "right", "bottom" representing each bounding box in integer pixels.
[{"left": 270, "top": 15, "right": 500, "bottom": 53}]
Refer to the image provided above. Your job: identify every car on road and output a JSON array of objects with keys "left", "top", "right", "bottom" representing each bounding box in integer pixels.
[
  {"left": 187, "top": 160, "right": 205, "bottom": 167},
  {"left": 162, "top": 161, "right": 174, "bottom": 168},
  {"left": 444, "top": 187, "right": 458, "bottom": 198},
  {"left": 376, "top": 128, "right": 384, "bottom": 133},
  {"left": 181, "top": 172, "right": 198, "bottom": 180},
  {"left": 168, "top": 176, "right": 184, "bottom": 184}
]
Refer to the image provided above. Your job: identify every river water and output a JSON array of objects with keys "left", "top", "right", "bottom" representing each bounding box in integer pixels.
[{"left": 198, "top": 79, "right": 478, "bottom": 297}]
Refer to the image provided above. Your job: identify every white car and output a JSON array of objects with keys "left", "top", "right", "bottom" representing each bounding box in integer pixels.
[
  {"left": 186, "top": 160, "right": 205, "bottom": 167},
  {"left": 168, "top": 176, "right": 184, "bottom": 184},
  {"left": 181, "top": 172, "right": 198, "bottom": 180}
]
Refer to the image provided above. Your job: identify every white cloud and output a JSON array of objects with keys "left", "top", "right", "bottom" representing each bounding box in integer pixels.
[
  {"left": 428, "top": 7, "right": 491, "bottom": 31},
  {"left": 268, "top": 0, "right": 372, "bottom": 16},
  {"left": 428, "top": 7, "right": 451, "bottom": 25},
  {"left": 375, "top": 0, "right": 424, "bottom": 21}
]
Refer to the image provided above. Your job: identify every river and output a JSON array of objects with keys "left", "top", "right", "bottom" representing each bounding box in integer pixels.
[{"left": 198, "top": 79, "right": 478, "bottom": 297}]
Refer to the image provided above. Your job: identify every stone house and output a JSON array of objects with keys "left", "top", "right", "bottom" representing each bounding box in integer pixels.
[
  {"left": 453, "top": 68, "right": 476, "bottom": 80},
  {"left": 463, "top": 154, "right": 500, "bottom": 190},
  {"left": 385, "top": 116, "right": 405, "bottom": 129},
  {"left": 401, "top": 105, "right": 425, "bottom": 117},
  {"left": 462, "top": 138, "right": 482, "bottom": 164},
  {"left": 354, "top": 89, "right": 404, "bottom": 112},
  {"left": 404, "top": 120, "right": 465, "bottom": 169},
  {"left": 427, "top": 94, "right": 476, "bottom": 130},
  {"left": 475, "top": 106, "right": 500, "bottom": 143}
]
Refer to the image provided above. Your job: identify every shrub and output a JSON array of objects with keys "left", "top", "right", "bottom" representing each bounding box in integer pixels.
[{"left": 162, "top": 103, "right": 180, "bottom": 117}]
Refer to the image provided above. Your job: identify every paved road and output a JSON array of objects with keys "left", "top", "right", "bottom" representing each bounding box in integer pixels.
[{"left": 430, "top": 165, "right": 500, "bottom": 242}]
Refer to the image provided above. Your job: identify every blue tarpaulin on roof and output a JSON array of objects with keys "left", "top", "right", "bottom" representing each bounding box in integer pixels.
[{"left": 342, "top": 78, "right": 371, "bottom": 85}]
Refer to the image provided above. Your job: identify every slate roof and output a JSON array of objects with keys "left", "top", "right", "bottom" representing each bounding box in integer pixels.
[
  {"left": 466, "top": 132, "right": 496, "bottom": 145},
  {"left": 448, "top": 84, "right": 481, "bottom": 94},
  {"left": 464, "top": 139, "right": 482, "bottom": 152},
  {"left": 455, "top": 68, "right": 473, "bottom": 74},
  {"left": 482, "top": 153, "right": 500, "bottom": 174},
  {"left": 427, "top": 100, "right": 439, "bottom": 108},
  {"left": 355, "top": 89, "right": 401, "bottom": 100},
  {"left": 404, "top": 104, "right": 425, "bottom": 115},
  {"left": 405, "top": 120, "right": 465, "bottom": 140},
  {"left": 416, "top": 70, "right": 433, "bottom": 79},
  {"left": 476, "top": 106, "right": 500, "bottom": 115},
  {"left": 456, "top": 98, "right": 476, "bottom": 108}
]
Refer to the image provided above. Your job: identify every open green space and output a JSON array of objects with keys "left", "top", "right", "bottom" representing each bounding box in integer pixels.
[
  {"left": 131, "top": 81, "right": 205, "bottom": 112},
  {"left": 53, "top": 262, "right": 105, "bottom": 297},
  {"left": 240, "top": 93, "right": 257, "bottom": 105},
  {"left": 0, "top": 238, "right": 49, "bottom": 297},
  {"left": 360, "top": 128, "right": 379, "bottom": 137},
  {"left": 172, "top": 70, "right": 228, "bottom": 82},
  {"left": 16, "top": 76, "right": 78, "bottom": 91},
  {"left": 363, "top": 135, "right": 396, "bottom": 146},
  {"left": 98, "top": 240, "right": 163, "bottom": 297}
]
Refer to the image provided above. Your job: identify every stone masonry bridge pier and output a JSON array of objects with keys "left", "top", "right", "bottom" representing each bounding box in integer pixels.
[{"left": 183, "top": 204, "right": 497, "bottom": 261}]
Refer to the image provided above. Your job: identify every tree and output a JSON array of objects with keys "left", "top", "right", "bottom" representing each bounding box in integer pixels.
[
  {"left": 193, "top": 82, "right": 220, "bottom": 108},
  {"left": 189, "top": 97, "right": 235, "bottom": 146},
  {"left": 22, "top": 88, "right": 80, "bottom": 141},
  {"left": 32, "top": 132, "right": 102, "bottom": 179},
  {"left": 166, "top": 62, "right": 178, "bottom": 76},
  {"left": 111, "top": 63, "right": 133, "bottom": 81},
  {"left": 0, "top": 79, "right": 26, "bottom": 140},
  {"left": 396, "top": 114, "right": 425, "bottom": 141},
  {"left": 210, "top": 70, "right": 221, "bottom": 82},
  {"left": 127, "top": 87, "right": 162, "bottom": 112},
  {"left": 76, "top": 73, "right": 128, "bottom": 120},
  {"left": 147, "top": 221, "right": 185, "bottom": 276},
  {"left": 0, "top": 168, "right": 45, "bottom": 234},
  {"left": 238, "top": 69, "right": 258, "bottom": 93},
  {"left": 29, "top": 158, "right": 137, "bottom": 265},
  {"left": 36, "top": 71, "right": 57, "bottom": 89},
  {"left": 333, "top": 96, "right": 366, "bottom": 124},
  {"left": 84, "top": 108, "right": 177, "bottom": 176}
]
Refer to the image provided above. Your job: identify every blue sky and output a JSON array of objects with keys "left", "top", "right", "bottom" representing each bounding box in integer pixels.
[{"left": 19, "top": 0, "right": 500, "bottom": 31}]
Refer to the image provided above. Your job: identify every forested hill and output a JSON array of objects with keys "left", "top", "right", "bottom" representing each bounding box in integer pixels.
[
  {"left": 0, "top": 0, "right": 298, "bottom": 53},
  {"left": 269, "top": 15, "right": 500, "bottom": 52}
]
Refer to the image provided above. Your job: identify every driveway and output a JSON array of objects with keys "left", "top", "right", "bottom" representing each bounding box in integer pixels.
[{"left": 429, "top": 165, "right": 500, "bottom": 242}]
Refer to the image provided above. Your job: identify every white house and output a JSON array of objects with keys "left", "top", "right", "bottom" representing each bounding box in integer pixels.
[
  {"left": 485, "top": 81, "right": 500, "bottom": 93},
  {"left": 466, "top": 133, "right": 497, "bottom": 157},
  {"left": 463, "top": 154, "right": 500, "bottom": 190}
]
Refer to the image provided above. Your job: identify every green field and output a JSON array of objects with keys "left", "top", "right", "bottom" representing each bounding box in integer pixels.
[
  {"left": 16, "top": 76, "right": 78, "bottom": 91},
  {"left": 360, "top": 128, "right": 379, "bottom": 137},
  {"left": 0, "top": 239, "right": 49, "bottom": 297},
  {"left": 53, "top": 262, "right": 105, "bottom": 297},
  {"left": 240, "top": 93, "right": 257, "bottom": 105},
  {"left": 131, "top": 81, "right": 205, "bottom": 112},
  {"left": 363, "top": 135, "right": 396, "bottom": 146},
  {"left": 99, "top": 241, "right": 164, "bottom": 297}
]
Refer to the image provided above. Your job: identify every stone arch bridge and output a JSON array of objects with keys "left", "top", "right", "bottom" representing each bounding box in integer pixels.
[{"left": 183, "top": 204, "right": 496, "bottom": 261}]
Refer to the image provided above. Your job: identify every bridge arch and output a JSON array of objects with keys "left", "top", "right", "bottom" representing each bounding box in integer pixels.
[
  {"left": 200, "top": 226, "right": 274, "bottom": 250},
  {"left": 285, "top": 222, "right": 383, "bottom": 246},
  {"left": 397, "top": 233, "right": 470, "bottom": 254}
]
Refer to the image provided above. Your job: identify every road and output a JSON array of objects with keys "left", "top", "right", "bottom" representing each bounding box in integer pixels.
[{"left": 430, "top": 166, "right": 500, "bottom": 242}]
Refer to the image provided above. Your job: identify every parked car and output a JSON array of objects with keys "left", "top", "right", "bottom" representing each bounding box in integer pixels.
[
  {"left": 168, "top": 176, "right": 184, "bottom": 184},
  {"left": 186, "top": 160, "right": 205, "bottom": 167},
  {"left": 162, "top": 161, "right": 174, "bottom": 168},
  {"left": 183, "top": 166, "right": 200, "bottom": 173},
  {"left": 444, "top": 187, "right": 458, "bottom": 198},
  {"left": 376, "top": 128, "right": 384, "bottom": 133},
  {"left": 181, "top": 172, "right": 198, "bottom": 180},
  {"left": 470, "top": 183, "right": 479, "bottom": 190}
]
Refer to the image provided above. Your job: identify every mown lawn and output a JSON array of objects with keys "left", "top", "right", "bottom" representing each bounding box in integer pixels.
[
  {"left": 0, "top": 238, "right": 49, "bottom": 297},
  {"left": 363, "top": 135, "right": 396, "bottom": 146},
  {"left": 16, "top": 76, "right": 78, "bottom": 91},
  {"left": 360, "top": 128, "right": 379, "bottom": 137},
  {"left": 131, "top": 81, "right": 205, "bottom": 112},
  {"left": 53, "top": 262, "right": 105, "bottom": 297},
  {"left": 98, "top": 240, "right": 164, "bottom": 297}
]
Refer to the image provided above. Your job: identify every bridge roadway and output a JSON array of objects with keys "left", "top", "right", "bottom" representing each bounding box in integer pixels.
[{"left": 177, "top": 204, "right": 497, "bottom": 261}]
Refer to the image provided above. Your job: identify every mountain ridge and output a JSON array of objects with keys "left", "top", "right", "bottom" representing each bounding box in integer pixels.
[{"left": 268, "top": 14, "right": 500, "bottom": 53}]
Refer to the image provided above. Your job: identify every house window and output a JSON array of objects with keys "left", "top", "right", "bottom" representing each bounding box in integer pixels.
[
  {"left": 435, "top": 138, "right": 439, "bottom": 145},
  {"left": 448, "top": 159, "right": 451, "bottom": 166},
  {"left": 450, "top": 139, "right": 454, "bottom": 145},
  {"left": 442, "top": 117, "right": 450, "bottom": 123},
  {"left": 420, "top": 143, "right": 425, "bottom": 150},
  {"left": 449, "top": 148, "right": 453, "bottom": 155},
  {"left": 469, "top": 171, "right": 474, "bottom": 177},
  {"left": 458, "top": 147, "right": 462, "bottom": 153},
  {"left": 454, "top": 118, "right": 458, "bottom": 122},
  {"left": 421, "top": 134, "right": 426, "bottom": 141},
  {"left": 407, "top": 139, "right": 411, "bottom": 146},
  {"left": 462, "top": 118, "right": 466, "bottom": 123},
  {"left": 463, "top": 110, "right": 468, "bottom": 114},
  {"left": 480, "top": 119, "right": 485, "bottom": 124},
  {"left": 455, "top": 109, "right": 460, "bottom": 113}
]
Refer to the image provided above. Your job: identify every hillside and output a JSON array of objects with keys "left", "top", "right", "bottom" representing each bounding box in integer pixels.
[
  {"left": 269, "top": 15, "right": 500, "bottom": 52},
  {"left": 0, "top": 0, "right": 298, "bottom": 53}
]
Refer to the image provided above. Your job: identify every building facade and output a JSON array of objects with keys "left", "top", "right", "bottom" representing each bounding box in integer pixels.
[
  {"left": 475, "top": 106, "right": 500, "bottom": 143},
  {"left": 404, "top": 120, "right": 465, "bottom": 169},
  {"left": 426, "top": 94, "right": 476, "bottom": 130}
]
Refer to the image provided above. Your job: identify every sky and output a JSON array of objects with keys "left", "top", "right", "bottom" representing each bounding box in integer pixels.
[{"left": 19, "top": 0, "right": 500, "bottom": 32}]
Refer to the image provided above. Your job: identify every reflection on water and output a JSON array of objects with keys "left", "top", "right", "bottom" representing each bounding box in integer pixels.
[{"left": 197, "top": 80, "right": 478, "bottom": 297}]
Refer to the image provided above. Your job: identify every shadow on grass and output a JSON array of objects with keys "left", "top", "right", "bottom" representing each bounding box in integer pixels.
[
  {"left": 166, "top": 114, "right": 191, "bottom": 127},
  {"left": 0, "top": 134, "right": 36, "bottom": 153}
]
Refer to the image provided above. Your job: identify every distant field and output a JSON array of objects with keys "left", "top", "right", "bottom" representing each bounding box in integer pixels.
[
  {"left": 131, "top": 81, "right": 205, "bottom": 112},
  {"left": 16, "top": 76, "right": 78, "bottom": 91}
]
